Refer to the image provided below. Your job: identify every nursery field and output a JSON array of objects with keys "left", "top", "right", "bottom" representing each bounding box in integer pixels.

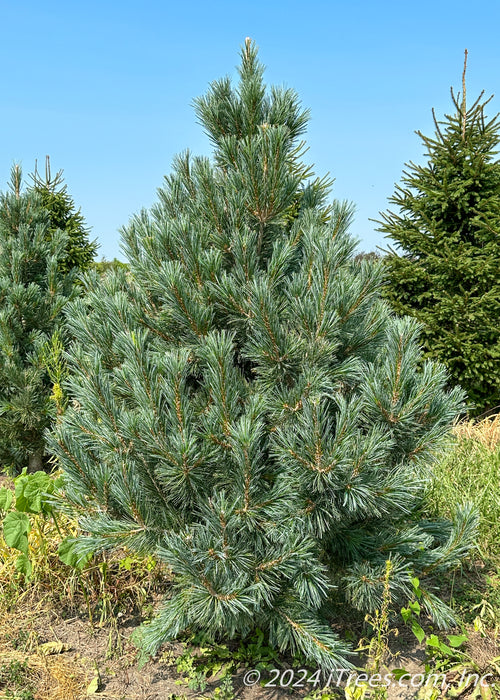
[
  {"left": 1, "top": 417, "right": 499, "bottom": 700},
  {"left": 1, "top": 40, "right": 500, "bottom": 700}
]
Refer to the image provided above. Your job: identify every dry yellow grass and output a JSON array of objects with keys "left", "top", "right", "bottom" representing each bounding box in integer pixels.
[
  {"left": 0, "top": 646, "right": 92, "bottom": 700},
  {"left": 452, "top": 413, "right": 500, "bottom": 451},
  {"left": 0, "top": 478, "right": 172, "bottom": 700},
  {"left": 0, "top": 508, "right": 82, "bottom": 608},
  {"left": 0, "top": 598, "right": 93, "bottom": 700}
]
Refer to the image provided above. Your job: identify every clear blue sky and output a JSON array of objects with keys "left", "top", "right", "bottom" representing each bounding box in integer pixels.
[{"left": 1, "top": 0, "right": 499, "bottom": 260}]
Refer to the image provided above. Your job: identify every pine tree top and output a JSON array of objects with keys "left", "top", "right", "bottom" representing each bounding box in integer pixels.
[
  {"left": 0, "top": 165, "right": 78, "bottom": 472},
  {"left": 379, "top": 87, "right": 500, "bottom": 256},
  {"left": 29, "top": 156, "right": 98, "bottom": 274}
]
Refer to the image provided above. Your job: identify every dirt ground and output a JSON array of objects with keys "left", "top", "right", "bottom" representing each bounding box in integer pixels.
[
  {"left": 1, "top": 468, "right": 498, "bottom": 699},
  {"left": 0, "top": 597, "right": 429, "bottom": 699},
  {"left": 3, "top": 599, "right": 497, "bottom": 700}
]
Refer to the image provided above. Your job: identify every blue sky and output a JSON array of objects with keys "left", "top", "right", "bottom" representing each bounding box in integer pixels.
[{"left": 1, "top": 0, "right": 500, "bottom": 260}]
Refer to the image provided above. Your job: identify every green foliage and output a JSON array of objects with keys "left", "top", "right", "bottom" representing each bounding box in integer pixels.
[
  {"left": 349, "top": 560, "right": 396, "bottom": 700},
  {"left": 0, "top": 660, "right": 35, "bottom": 700},
  {"left": 91, "top": 257, "right": 129, "bottom": 275},
  {"left": 396, "top": 576, "right": 500, "bottom": 700},
  {"left": 397, "top": 578, "right": 500, "bottom": 690},
  {"left": 378, "top": 85, "right": 500, "bottom": 415},
  {"left": 0, "top": 166, "right": 78, "bottom": 474},
  {"left": 50, "top": 40, "right": 477, "bottom": 669},
  {"left": 0, "top": 469, "right": 68, "bottom": 578},
  {"left": 426, "top": 437, "right": 500, "bottom": 563},
  {"left": 400, "top": 576, "right": 429, "bottom": 645},
  {"left": 14, "top": 468, "right": 63, "bottom": 515},
  {"left": 40, "top": 330, "right": 68, "bottom": 416},
  {"left": 29, "top": 156, "right": 98, "bottom": 275},
  {"left": 155, "top": 629, "right": 282, "bottom": 694},
  {"left": 0, "top": 487, "right": 13, "bottom": 511},
  {"left": 212, "top": 676, "right": 236, "bottom": 700},
  {"left": 56, "top": 534, "right": 92, "bottom": 570},
  {"left": 358, "top": 561, "right": 395, "bottom": 673},
  {"left": 3, "top": 512, "right": 31, "bottom": 556}
]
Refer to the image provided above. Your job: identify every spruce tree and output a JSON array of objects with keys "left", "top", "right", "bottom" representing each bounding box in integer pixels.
[
  {"left": 0, "top": 166, "right": 76, "bottom": 473},
  {"left": 50, "top": 41, "right": 477, "bottom": 668},
  {"left": 30, "top": 156, "right": 98, "bottom": 275},
  {"left": 378, "top": 59, "right": 500, "bottom": 415}
]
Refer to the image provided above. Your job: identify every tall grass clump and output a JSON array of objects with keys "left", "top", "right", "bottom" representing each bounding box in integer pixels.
[{"left": 427, "top": 416, "right": 500, "bottom": 564}]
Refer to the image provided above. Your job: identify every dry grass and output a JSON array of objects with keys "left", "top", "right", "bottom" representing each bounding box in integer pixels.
[
  {"left": 0, "top": 512, "right": 80, "bottom": 603},
  {"left": 0, "top": 645, "right": 92, "bottom": 700},
  {"left": 0, "top": 599, "right": 93, "bottom": 700},
  {"left": 452, "top": 413, "right": 500, "bottom": 450},
  {"left": 0, "top": 506, "right": 170, "bottom": 622},
  {"left": 0, "top": 477, "right": 171, "bottom": 698}
]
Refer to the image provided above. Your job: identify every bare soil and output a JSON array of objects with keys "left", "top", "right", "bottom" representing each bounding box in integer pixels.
[
  {"left": 5, "top": 597, "right": 497, "bottom": 700},
  {"left": 1, "top": 595, "right": 432, "bottom": 700}
]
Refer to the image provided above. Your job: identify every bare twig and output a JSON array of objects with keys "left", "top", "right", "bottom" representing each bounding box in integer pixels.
[{"left": 462, "top": 48, "right": 468, "bottom": 139}]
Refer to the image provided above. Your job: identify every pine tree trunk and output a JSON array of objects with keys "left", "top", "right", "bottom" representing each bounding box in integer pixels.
[{"left": 28, "top": 449, "right": 43, "bottom": 473}]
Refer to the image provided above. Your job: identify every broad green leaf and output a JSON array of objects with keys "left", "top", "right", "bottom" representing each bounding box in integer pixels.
[
  {"left": 53, "top": 474, "right": 65, "bottom": 490},
  {"left": 86, "top": 674, "right": 100, "bottom": 695},
  {"left": 409, "top": 600, "right": 421, "bottom": 615},
  {"left": 401, "top": 607, "right": 411, "bottom": 623},
  {"left": 392, "top": 668, "right": 409, "bottom": 681},
  {"left": 3, "top": 511, "right": 30, "bottom": 554},
  {"left": 447, "top": 634, "right": 467, "bottom": 648},
  {"left": 411, "top": 619, "right": 425, "bottom": 644},
  {"left": 15, "top": 471, "right": 53, "bottom": 514},
  {"left": 0, "top": 487, "right": 13, "bottom": 512},
  {"left": 437, "top": 641, "right": 453, "bottom": 655},
  {"left": 15, "top": 553, "right": 32, "bottom": 579},
  {"left": 426, "top": 634, "right": 440, "bottom": 648},
  {"left": 411, "top": 577, "right": 422, "bottom": 598},
  {"left": 58, "top": 537, "right": 92, "bottom": 570}
]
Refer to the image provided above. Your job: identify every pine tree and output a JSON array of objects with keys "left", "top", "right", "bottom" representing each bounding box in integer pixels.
[
  {"left": 30, "top": 156, "right": 98, "bottom": 275},
  {"left": 378, "top": 55, "right": 500, "bottom": 415},
  {"left": 50, "top": 41, "right": 477, "bottom": 669},
  {"left": 0, "top": 166, "right": 77, "bottom": 473}
]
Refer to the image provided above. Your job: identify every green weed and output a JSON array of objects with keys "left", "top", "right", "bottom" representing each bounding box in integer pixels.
[
  {"left": 349, "top": 560, "right": 396, "bottom": 700},
  {"left": 0, "top": 660, "right": 35, "bottom": 700},
  {"left": 398, "top": 578, "right": 500, "bottom": 695}
]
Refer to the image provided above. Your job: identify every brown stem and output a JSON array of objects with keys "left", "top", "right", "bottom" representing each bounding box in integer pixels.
[
  {"left": 462, "top": 49, "right": 468, "bottom": 140},
  {"left": 28, "top": 448, "right": 43, "bottom": 473}
]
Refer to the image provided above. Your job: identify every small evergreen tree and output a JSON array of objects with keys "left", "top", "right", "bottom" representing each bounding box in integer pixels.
[
  {"left": 50, "top": 41, "right": 477, "bottom": 668},
  {"left": 91, "top": 257, "right": 129, "bottom": 276},
  {"left": 30, "top": 156, "right": 98, "bottom": 275},
  {"left": 0, "top": 166, "right": 76, "bottom": 473},
  {"left": 378, "top": 58, "right": 500, "bottom": 415}
]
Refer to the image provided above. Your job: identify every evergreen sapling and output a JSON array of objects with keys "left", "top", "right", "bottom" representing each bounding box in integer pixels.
[
  {"left": 30, "top": 156, "right": 98, "bottom": 275},
  {"left": 0, "top": 166, "right": 76, "bottom": 473},
  {"left": 378, "top": 55, "right": 500, "bottom": 415},
  {"left": 50, "top": 41, "right": 478, "bottom": 669}
]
